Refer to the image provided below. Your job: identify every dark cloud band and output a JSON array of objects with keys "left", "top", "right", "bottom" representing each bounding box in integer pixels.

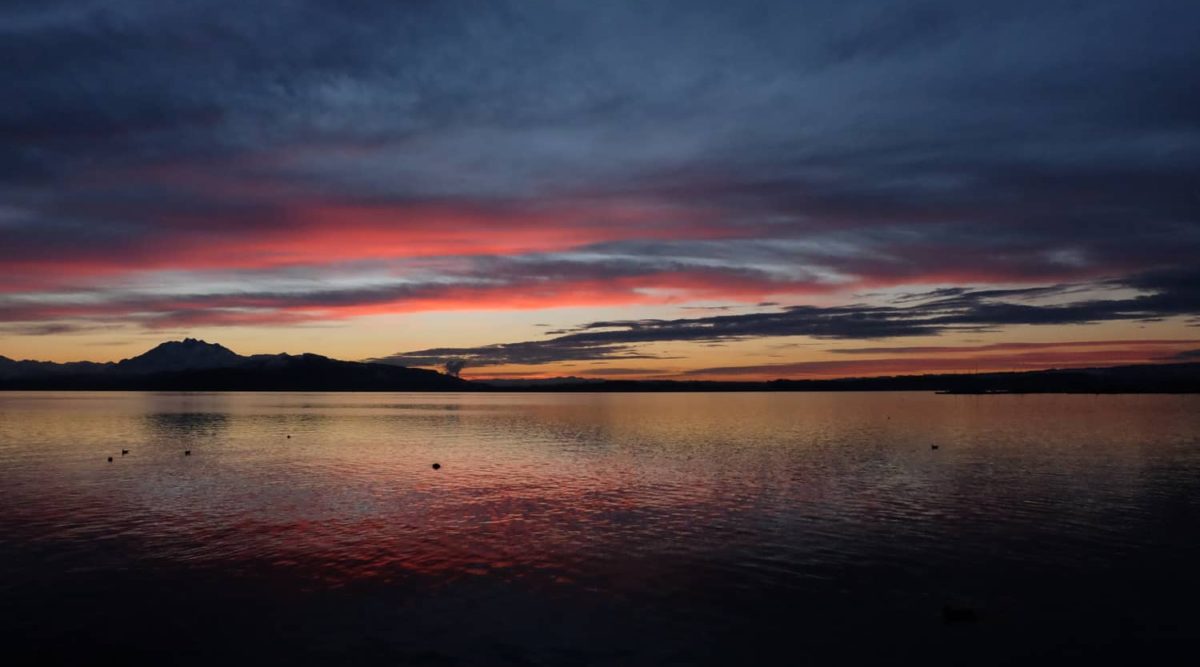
[{"left": 378, "top": 269, "right": 1200, "bottom": 368}]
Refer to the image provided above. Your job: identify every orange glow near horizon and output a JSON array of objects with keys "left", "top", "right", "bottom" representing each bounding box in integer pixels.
[{"left": 4, "top": 179, "right": 1198, "bottom": 378}]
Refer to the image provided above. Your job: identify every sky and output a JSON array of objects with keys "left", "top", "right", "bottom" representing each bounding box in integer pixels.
[{"left": 2, "top": 0, "right": 1199, "bottom": 379}]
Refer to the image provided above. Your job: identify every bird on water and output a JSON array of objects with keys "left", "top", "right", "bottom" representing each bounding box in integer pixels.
[
  {"left": 432, "top": 463, "right": 441, "bottom": 470},
  {"left": 184, "top": 450, "right": 191, "bottom": 456}
]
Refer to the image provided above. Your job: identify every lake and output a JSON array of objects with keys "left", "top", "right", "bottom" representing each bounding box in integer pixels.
[{"left": 1, "top": 391, "right": 1198, "bottom": 665}]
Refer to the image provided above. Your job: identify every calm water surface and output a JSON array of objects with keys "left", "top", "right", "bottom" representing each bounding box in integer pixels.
[{"left": 1, "top": 392, "right": 1198, "bottom": 665}]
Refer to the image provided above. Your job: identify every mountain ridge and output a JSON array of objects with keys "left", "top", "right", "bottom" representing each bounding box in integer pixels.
[
  {"left": 0, "top": 339, "right": 471, "bottom": 391},
  {"left": 114, "top": 337, "right": 242, "bottom": 374},
  {"left": 2, "top": 340, "right": 1199, "bottom": 392}
]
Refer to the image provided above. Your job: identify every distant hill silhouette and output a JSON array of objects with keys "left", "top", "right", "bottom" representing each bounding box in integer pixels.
[
  {"left": 2, "top": 340, "right": 1198, "bottom": 392},
  {"left": 475, "top": 363, "right": 1200, "bottom": 393},
  {"left": 115, "top": 338, "right": 243, "bottom": 374},
  {"left": 0, "top": 339, "right": 470, "bottom": 391}
]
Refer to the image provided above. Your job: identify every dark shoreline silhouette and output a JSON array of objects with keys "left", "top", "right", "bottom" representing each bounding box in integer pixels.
[
  {"left": 0, "top": 339, "right": 470, "bottom": 392},
  {"left": 2, "top": 338, "right": 1198, "bottom": 392},
  {"left": 478, "top": 362, "right": 1200, "bottom": 393}
]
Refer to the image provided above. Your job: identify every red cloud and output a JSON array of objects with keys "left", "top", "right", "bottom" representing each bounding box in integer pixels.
[
  {"left": 1, "top": 198, "right": 751, "bottom": 293},
  {"left": 0, "top": 267, "right": 828, "bottom": 329}
]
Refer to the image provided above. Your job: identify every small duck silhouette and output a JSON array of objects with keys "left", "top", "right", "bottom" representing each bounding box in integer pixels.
[
  {"left": 107, "top": 456, "right": 113, "bottom": 463},
  {"left": 184, "top": 450, "right": 191, "bottom": 456},
  {"left": 931, "top": 445, "right": 940, "bottom": 450},
  {"left": 121, "top": 449, "right": 129, "bottom": 456},
  {"left": 431, "top": 463, "right": 441, "bottom": 470}
]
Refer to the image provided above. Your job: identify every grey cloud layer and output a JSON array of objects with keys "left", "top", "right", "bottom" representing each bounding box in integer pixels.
[
  {"left": 379, "top": 268, "right": 1200, "bottom": 369},
  {"left": 2, "top": 0, "right": 1198, "bottom": 338}
]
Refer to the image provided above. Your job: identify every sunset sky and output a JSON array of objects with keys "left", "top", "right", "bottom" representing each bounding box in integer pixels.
[{"left": 3, "top": 0, "right": 1198, "bottom": 379}]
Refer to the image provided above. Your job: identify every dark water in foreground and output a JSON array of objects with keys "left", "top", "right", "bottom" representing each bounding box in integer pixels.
[{"left": 1, "top": 391, "right": 1198, "bottom": 665}]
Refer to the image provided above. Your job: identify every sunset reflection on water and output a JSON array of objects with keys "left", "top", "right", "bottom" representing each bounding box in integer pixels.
[{"left": 2, "top": 391, "right": 1199, "bottom": 664}]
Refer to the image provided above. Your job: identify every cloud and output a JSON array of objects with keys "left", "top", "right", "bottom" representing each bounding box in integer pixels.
[
  {"left": 833, "top": 339, "right": 1200, "bottom": 355},
  {"left": 681, "top": 347, "right": 1190, "bottom": 379},
  {"left": 0, "top": 322, "right": 98, "bottom": 336},
  {"left": 0, "top": 254, "right": 830, "bottom": 330},
  {"left": 377, "top": 340, "right": 666, "bottom": 369},
  {"left": 1, "top": 0, "right": 1198, "bottom": 348},
  {"left": 379, "top": 269, "right": 1200, "bottom": 368}
]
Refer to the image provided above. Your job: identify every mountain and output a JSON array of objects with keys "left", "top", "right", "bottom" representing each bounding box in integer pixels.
[
  {"left": 0, "top": 339, "right": 471, "bottom": 391},
  {"left": 132, "top": 353, "right": 470, "bottom": 391},
  {"left": 0, "top": 356, "right": 113, "bottom": 379},
  {"left": 3, "top": 341, "right": 1199, "bottom": 392},
  {"left": 115, "top": 338, "right": 242, "bottom": 374}
]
